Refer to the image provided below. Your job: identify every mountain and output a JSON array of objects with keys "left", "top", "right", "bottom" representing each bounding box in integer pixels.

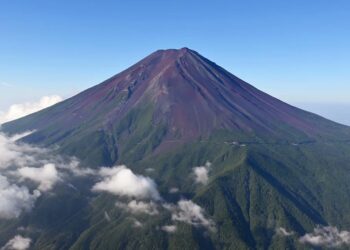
[
  {"left": 2, "top": 48, "right": 350, "bottom": 250},
  {"left": 4, "top": 48, "right": 350, "bottom": 166}
]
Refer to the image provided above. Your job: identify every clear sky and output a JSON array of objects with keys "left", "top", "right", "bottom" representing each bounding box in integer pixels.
[{"left": 1, "top": 0, "right": 350, "bottom": 124}]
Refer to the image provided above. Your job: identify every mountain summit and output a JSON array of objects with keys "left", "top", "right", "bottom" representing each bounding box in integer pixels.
[{"left": 2, "top": 49, "right": 350, "bottom": 249}]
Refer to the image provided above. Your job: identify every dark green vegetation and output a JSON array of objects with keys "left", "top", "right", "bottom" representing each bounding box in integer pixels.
[
  {"left": 2, "top": 129, "right": 350, "bottom": 249},
  {"left": 2, "top": 48, "right": 350, "bottom": 249}
]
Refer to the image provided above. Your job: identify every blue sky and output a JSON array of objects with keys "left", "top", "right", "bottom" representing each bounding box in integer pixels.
[{"left": 1, "top": 0, "right": 350, "bottom": 124}]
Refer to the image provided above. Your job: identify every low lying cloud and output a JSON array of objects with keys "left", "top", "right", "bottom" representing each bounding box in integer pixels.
[
  {"left": 0, "top": 95, "right": 63, "bottom": 124},
  {"left": 0, "top": 132, "right": 51, "bottom": 170},
  {"left": 0, "top": 175, "right": 40, "bottom": 219},
  {"left": 299, "top": 226, "right": 350, "bottom": 248},
  {"left": 276, "top": 227, "right": 294, "bottom": 236},
  {"left": 0, "top": 133, "right": 57, "bottom": 219},
  {"left": 0, "top": 132, "right": 89, "bottom": 218},
  {"left": 9, "top": 131, "right": 36, "bottom": 142},
  {"left": 92, "top": 167, "right": 215, "bottom": 232},
  {"left": 0, "top": 133, "right": 21, "bottom": 167},
  {"left": 0, "top": 124, "right": 217, "bottom": 241},
  {"left": 161, "top": 225, "right": 177, "bottom": 233},
  {"left": 1, "top": 235, "right": 31, "bottom": 250},
  {"left": 193, "top": 161, "right": 211, "bottom": 185},
  {"left": 0, "top": 131, "right": 91, "bottom": 177},
  {"left": 17, "top": 164, "right": 60, "bottom": 191},
  {"left": 193, "top": 167, "right": 209, "bottom": 185},
  {"left": 164, "top": 199, "right": 215, "bottom": 231},
  {"left": 92, "top": 166, "right": 161, "bottom": 200},
  {"left": 0, "top": 132, "right": 163, "bottom": 221},
  {"left": 116, "top": 200, "right": 159, "bottom": 215},
  {"left": 277, "top": 225, "right": 350, "bottom": 248}
]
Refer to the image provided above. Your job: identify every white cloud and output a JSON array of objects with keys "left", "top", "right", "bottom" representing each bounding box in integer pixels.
[
  {"left": 18, "top": 164, "right": 60, "bottom": 191},
  {"left": 0, "top": 175, "right": 40, "bottom": 219},
  {"left": 299, "top": 226, "right": 350, "bottom": 248},
  {"left": 0, "top": 134, "right": 21, "bottom": 167},
  {"left": 67, "top": 160, "right": 96, "bottom": 176},
  {"left": 1, "top": 235, "right": 31, "bottom": 250},
  {"left": 193, "top": 161, "right": 211, "bottom": 185},
  {"left": 8, "top": 131, "right": 36, "bottom": 142},
  {"left": 164, "top": 199, "right": 215, "bottom": 231},
  {"left": 161, "top": 225, "right": 177, "bottom": 233},
  {"left": 276, "top": 227, "right": 294, "bottom": 236},
  {"left": 0, "top": 132, "right": 51, "bottom": 170},
  {"left": 116, "top": 200, "right": 159, "bottom": 215},
  {"left": 193, "top": 167, "right": 209, "bottom": 185},
  {"left": 0, "top": 132, "right": 90, "bottom": 218},
  {"left": 0, "top": 132, "right": 91, "bottom": 177},
  {"left": 0, "top": 95, "right": 63, "bottom": 124},
  {"left": 53, "top": 158, "right": 95, "bottom": 177},
  {"left": 92, "top": 166, "right": 161, "bottom": 200}
]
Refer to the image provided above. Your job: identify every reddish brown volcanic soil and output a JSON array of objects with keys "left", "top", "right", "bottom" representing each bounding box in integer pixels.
[
  {"left": 73, "top": 47, "right": 342, "bottom": 139},
  {"left": 4, "top": 48, "right": 350, "bottom": 146}
]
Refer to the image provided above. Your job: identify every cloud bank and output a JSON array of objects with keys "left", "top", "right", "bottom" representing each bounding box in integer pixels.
[
  {"left": 1, "top": 235, "right": 31, "bottom": 250},
  {"left": 277, "top": 225, "right": 350, "bottom": 248},
  {"left": 0, "top": 133, "right": 21, "bottom": 167},
  {"left": 0, "top": 95, "right": 63, "bottom": 124},
  {"left": 0, "top": 132, "right": 50, "bottom": 170},
  {"left": 0, "top": 133, "right": 51, "bottom": 218},
  {"left": 18, "top": 164, "right": 60, "bottom": 191},
  {"left": 0, "top": 175, "right": 40, "bottom": 219},
  {"left": 161, "top": 225, "right": 177, "bottom": 233},
  {"left": 116, "top": 200, "right": 159, "bottom": 215},
  {"left": 0, "top": 128, "right": 217, "bottom": 241},
  {"left": 92, "top": 166, "right": 161, "bottom": 200},
  {"left": 164, "top": 199, "right": 215, "bottom": 231},
  {"left": 0, "top": 132, "right": 89, "bottom": 218},
  {"left": 91, "top": 166, "right": 215, "bottom": 231},
  {"left": 299, "top": 226, "right": 350, "bottom": 248}
]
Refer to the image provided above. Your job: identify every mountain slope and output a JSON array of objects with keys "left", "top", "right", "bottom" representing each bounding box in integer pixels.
[
  {"left": 3, "top": 48, "right": 350, "bottom": 166},
  {"left": 1, "top": 48, "right": 350, "bottom": 250}
]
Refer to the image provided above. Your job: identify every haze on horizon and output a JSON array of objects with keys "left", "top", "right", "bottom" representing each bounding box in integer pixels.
[{"left": 1, "top": 0, "right": 349, "bottom": 125}]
